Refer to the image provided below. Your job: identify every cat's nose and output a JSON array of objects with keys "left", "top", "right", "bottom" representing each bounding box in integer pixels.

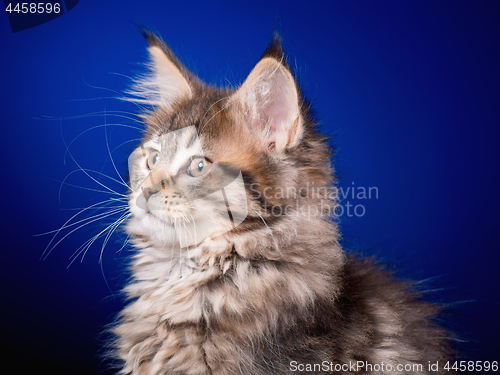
[{"left": 142, "top": 186, "right": 158, "bottom": 201}]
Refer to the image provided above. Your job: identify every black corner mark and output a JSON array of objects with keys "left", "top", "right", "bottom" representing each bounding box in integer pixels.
[
  {"left": 4, "top": 1, "right": 79, "bottom": 33},
  {"left": 63, "top": 0, "right": 77, "bottom": 12}
]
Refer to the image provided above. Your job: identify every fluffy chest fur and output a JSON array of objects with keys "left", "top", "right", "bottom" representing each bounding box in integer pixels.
[{"left": 116, "top": 224, "right": 341, "bottom": 375}]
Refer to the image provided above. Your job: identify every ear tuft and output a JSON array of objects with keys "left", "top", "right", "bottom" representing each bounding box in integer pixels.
[
  {"left": 126, "top": 28, "right": 193, "bottom": 109},
  {"left": 261, "top": 33, "right": 285, "bottom": 61},
  {"left": 138, "top": 27, "right": 194, "bottom": 82}
]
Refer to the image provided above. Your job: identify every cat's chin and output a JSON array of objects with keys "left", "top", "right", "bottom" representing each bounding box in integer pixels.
[
  {"left": 147, "top": 211, "right": 175, "bottom": 225},
  {"left": 130, "top": 218, "right": 178, "bottom": 246},
  {"left": 127, "top": 209, "right": 206, "bottom": 248}
]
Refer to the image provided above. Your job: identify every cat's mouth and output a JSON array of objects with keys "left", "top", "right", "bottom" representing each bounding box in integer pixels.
[
  {"left": 147, "top": 211, "right": 175, "bottom": 225},
  {"left": 146, "top": 210, "right": 193, "bottom": 226}
]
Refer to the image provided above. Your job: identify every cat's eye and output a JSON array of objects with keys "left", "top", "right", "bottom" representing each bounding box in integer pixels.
[
  {"left": 187, "top": 157, "right": 211, "bottom": 177},
  {"left": 147, "top": 151, "right": 159, "bottom": 169}
]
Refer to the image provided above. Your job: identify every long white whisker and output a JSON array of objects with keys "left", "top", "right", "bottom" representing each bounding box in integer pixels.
[
  {"left": 59, "top": 168, "right": 130, "bottom": 202},
  {"left": 104, "top": 107, "right": 131, "bottom": 190},
  {"left": 58, "top": 199, "right": 127, "bottom": 211},
  {"left": 79, "top": 74, "right": 147, "bottom": 113},
  {"left": 92, "top": 212, "right": 130, "bottom": 298},
  {"left": 100, "top": 213, "right": 131, "bottom": 264},
  {"left": 59, "top": 118, "right": 133, "bottom": 195},
  {"left": 37, "top": 203, "right": 127, "bottom": 236},
  {"left": 188, "top": 213, "right": 197, "bottom": 246},
  {"left": 39, "top": 111, "right": 143, "bottom": 125},
  {"left": 182, "top": 218, "right": 194, "bottom": 249},
  {"left": 167, "top": 229, "right": 176, "bottom": 281},
  {"left": 63, "top": 123, "right": 141, "bottom": 163},
  {"left": 43, "top": 206, "right": 128, "bottom": 261},
  {"left": 116, "top": 234, "right": 132, "bottom": 254},
  {"left": 109, "top": 138, "right": 143, "bottom": 155},
  {"left": 177, "top": 218, "right": 183, "bottom": 257},
  {"left": 67, "top": 210, "right": 129, "bottom": 267},
  {"left": 38, "top": 198, "right": 127, "bottom": 256},
  {"left": 68, "top": 232, "right": 102, "bottom": 266},
  {"left": 56, "top": 171, "right": 129, "bottom": 202}
]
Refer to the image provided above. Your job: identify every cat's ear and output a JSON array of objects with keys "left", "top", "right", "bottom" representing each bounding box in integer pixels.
[
  {"left": 231, "top": 35, "right": 303, "bottom": 153},
  {"left": 128, "top": 29, "right": 193, "bottom": 108}
]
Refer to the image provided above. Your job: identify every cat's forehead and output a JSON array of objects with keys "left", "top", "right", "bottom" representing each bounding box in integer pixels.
[
  {"left": 143, "top": 88, "right": 233, "bottom": 138},
  {"left": 139, "top": 87, "right": 261, "bottom": 168},
  {"left": 145, "top": 125, "right": 199, "bottom": 150}
]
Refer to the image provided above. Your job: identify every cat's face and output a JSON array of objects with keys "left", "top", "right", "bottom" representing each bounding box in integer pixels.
[
  {"left": 125, "top": 32, "right": 333, "bottom": 249},
  {"left": 128, "top": 125, "right": 247, "bottom": 247}
]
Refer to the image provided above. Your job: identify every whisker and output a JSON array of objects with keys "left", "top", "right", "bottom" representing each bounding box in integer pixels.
[
  {"left": 37, "top": 203, "right": 127, "bottom": 236},
  {"left": 182, "top": 218, "right": 193, "bottom": 249},
  {"left": 39, "top": 111, "right": 143, "bottom": 125},
  {"left": 103, "top": 108, "right": 131, "bottom": 190},
  {"left": 58, "top": 201, "right": 127, "bottom": 211},
  {"left": 109, "top": 138, "right": 143, "bottom": 155},
  {"left": 79, "top": 74, "right": 148, "bottom": 113},
  {"left": 42, "top": 206, "right": 128, "bottom": 261},
  {"left": 58, "top": 168, "right": 130, "bottom": 203},
  {"left": 116, "top": 234, "right": 132, "bottom": 254},
  {"left": 67, "top": 210, "right": 130, "bottom": 267},
  {"left": 166, "top": 230, "right": 176, "bottom": 281},
  {"left": 37, "top": 197, "right": 124, "bottom": 238},
  {"left": 54, "top": 171, "right": 129, "bottom": 202},
  {"left": 60, "top": 116, "right": 125, "bottom": 195},
  {"left": 188, "top": 213, "right": 197, "bottom": 246},
  {"left": 100, "top": 213, "right": 131, "bottom": 264},
  {"left": 63, "top": 123, "right": 142, "bottom": 164},
  {"left": 42, "top": 174, "right": 126, "bottom": 199}
]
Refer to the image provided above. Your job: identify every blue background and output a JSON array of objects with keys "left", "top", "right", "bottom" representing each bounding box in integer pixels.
[{"left": 1, "top": 0, "right": 499, "bottom": 373}]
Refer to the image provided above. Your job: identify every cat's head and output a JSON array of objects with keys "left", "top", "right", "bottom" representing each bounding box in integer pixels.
[{"left": 126, "top": 30, "right": 334, "bottom": 250}]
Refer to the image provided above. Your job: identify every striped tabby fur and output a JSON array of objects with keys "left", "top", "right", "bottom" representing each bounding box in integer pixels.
[{"left": 114, "top": 30, "right": 454, "bottom": 374}]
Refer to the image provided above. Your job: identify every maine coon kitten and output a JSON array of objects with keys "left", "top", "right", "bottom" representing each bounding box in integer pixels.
[{"left": 113, "top": 30, "right": 454, "bottom": 374}]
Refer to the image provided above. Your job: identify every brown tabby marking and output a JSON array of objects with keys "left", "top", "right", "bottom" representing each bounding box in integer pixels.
[{"left": 113, "top": 29, "right": 454, "bottom": 374}]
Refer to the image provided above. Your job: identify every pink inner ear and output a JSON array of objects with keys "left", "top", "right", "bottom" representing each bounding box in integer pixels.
[
  {"left": 265, "top": 105, "right": 286, "bottom": 150},
  {"left": 237, "top": 58, "right": 300, "bottom": 152},
  {"left": 255, "top": 86, "right": 293, "bottom": 150},
  {"left": 267, "top": 100, "right": 290, "bottom": 133}
]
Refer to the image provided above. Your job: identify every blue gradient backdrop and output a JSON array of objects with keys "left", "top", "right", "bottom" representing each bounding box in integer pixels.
[{"left": 1, "top": 1, "right": 499, "bottom": 373}]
